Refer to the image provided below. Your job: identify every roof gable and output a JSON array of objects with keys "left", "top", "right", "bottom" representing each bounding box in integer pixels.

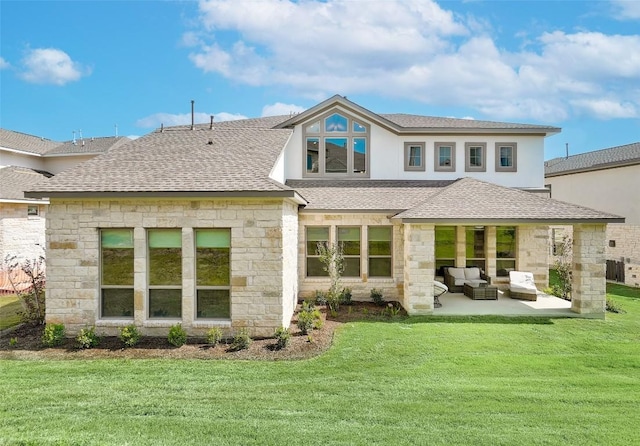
[{"left": 545, "top": 142, "right": 640, "bottom": 176}]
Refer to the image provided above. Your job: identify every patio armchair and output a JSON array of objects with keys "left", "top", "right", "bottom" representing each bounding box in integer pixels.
[
  {"left": 444, "top": 267, "right": 491, "bottom": 293},
  {"left": 508, "top": 271, "right": 538, "bottom": 301}
]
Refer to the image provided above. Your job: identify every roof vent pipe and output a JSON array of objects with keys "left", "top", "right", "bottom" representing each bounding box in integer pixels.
[
  {"left": 191, "top": 100, "right": 195, "bottom": 130},
  {"left": 160, "top": 123, "right": 164, "bottom": 133},
  {"left": 565, "top": 143, "right": 569, "bottom": 159},
  {"left": 210, "top": 115, "right": 214, "bottom": 130}
]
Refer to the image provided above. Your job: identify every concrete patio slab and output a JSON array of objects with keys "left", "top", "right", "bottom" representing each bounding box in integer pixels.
[{"left": 435, "top": 290, "right": 575, "bottom": 317}]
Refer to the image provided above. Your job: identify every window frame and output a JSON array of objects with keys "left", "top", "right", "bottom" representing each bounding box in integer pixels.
[
  {"left": 147, "top": 229, "right": 183, "bottom": 320},
  {"left": 495, "top": 143, "right": 517, "bottom": 172},
  {"left": 99, "top": 228, "right": 135, "bottom": 320},
  {"left": 27, "top": 205, "right": 39, "bottom": 216},
  {"left": 465, "top": 142, "right": 487, "bottom": 172},
  {"left": 465, "top": 226, "right": 486, "bottom": 271},
  {"left": 306, "top": 226, "right": 330, "bottom": 277},
  {"left": 404, "top": 142, "right": 425, "bottom": 171},
  {"left": 302, "top": 109, "right": 370, "bottom": 178},
  {"left": 337, "top": 226, "right": 361, "bottom": 278},
  {"left": 195, "top": 228, "right": 231, "bottom": 320},
  {"left": 367, "top": 226, "right": 393, "bottom": 277},
  {"left": 496, "top": 226, "right": 517, "bottom": 276},
  {"left": 435, "top": 226, "right": 456, "bottom": 276},
  {"left": 434, "top": 142, "right": 456, "bottom": 172}
]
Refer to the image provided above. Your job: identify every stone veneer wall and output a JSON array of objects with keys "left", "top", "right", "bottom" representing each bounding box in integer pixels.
[
  {"left": 45, "top": 198, "right": 297, "bottom": 337},
  {"left": 572, "top": 224, "right": 606, "bottom": 315},
  {"left": 402, "top": 224, "right": 435, "bottom": 314},
  {"left": 516, "top": 225, "right": 550, "bottom": 291},
  {"left": 297, "top": 213, "right": 404, "bottom": 302},
  {"left": 0, "top": 203, "right": 46, "bottom": 263},
  {"left": 606, "top": 224, "right": 640, "bottom": 288}
]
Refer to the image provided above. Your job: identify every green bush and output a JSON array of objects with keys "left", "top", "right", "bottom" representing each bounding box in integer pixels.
[
  {"left": 606, "top": 298, "right": 625, "bottom": 314},
  {"left": 119, "top": 324, "right": 140, "bottom": 348},
  {"left": 42, "top": 323, "right": 65, "bottom": 347},
  {"left": 168, "top": 324, "right": 187, "bottom": 347},
  {"left": 297, "top": 301, "right": 323, "bottom": 334},
  {"left": 9, "top": 337, "right": 18, "bottom": 348},
  {"left": 370, "top": 288, "right": 385, "bottom": 306},
  {"left": 314, "top": 290, "right": 328, "bottom": 306},
  {"left": 206, "top": 327, "right": 223, "bottom": 346},
  {"left": 340, "top": 287, "right": 353, "bottom": 305},
  {"left": 76, "top": 326, "right": 100, "bottom": 349},
  {"left": 274, "top": 326, "right": 291, "bottom": 350},
  {"left": 229, "top": 328, "right": 252, "bottom": 351}
]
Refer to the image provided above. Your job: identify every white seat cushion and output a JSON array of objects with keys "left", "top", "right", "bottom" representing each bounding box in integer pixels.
[
  {"left": 448, "top": 268, "right": 465, "bottom": 280},
  {"left": 509, "top": 271, "right": 537, "bottom": 292},
  {"left": 465, "top": 267, "right": 481, "bottom": 280}
]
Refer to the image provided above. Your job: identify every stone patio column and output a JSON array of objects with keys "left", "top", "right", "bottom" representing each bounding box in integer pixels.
[
  {"left": 403, "top": 223, "right": 435, "bottom": 315},
  {"left": 486, "top": 226, "right": 496, "bottom": 277},
  {"left": 133, "top": 226, "right": 147, "bottom": 326},
  {"left": 182, "top": 227, "right": 195, "bottom": 328},
  {"left": 517, "top": 225, "right": 550, "bottom": 290},
  {"left": 571, "top": 224, "right": 606, "bottom": 316},
  {"left": 455, "top": 226, "right": 466, "bottom": 267}
]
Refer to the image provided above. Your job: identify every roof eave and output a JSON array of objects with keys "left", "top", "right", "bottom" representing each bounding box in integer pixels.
[
  {"left": 24, "top": 190, "right": 307, "bottom": 202},
  {"left": 545, "top": 159, "right": 640, "bottom": 177},
  {"left": 395, "top": 217, "right": 625, "bottom": 224}
]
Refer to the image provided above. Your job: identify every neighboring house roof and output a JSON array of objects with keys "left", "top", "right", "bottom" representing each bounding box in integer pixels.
[
  {"left": 394, "top": 178, "right": 623, "bottom": 223},
  {"left": 277, "top": 95, "right": 560, "bottom": 136},
  {"left": 0, "top": 166, "right": 52, "bottom": 202},
  {"left": 545, "top": 142, "right": 640, "bottom": 177},
  {"left": 1, "top": 128, "right": 130, "bottom": 157},
  {"left": 0, "top": 129, "right": 60, "bottom": 155},
  {"left": 26, "top": 125, "right": 302, "bottom": 199}
]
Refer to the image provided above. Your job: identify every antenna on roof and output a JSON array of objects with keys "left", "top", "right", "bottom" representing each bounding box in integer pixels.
[
  {"left": 565, "top": 143, "right": 569, "bottom": 159},
  {"left": 79, "top": 129, "right": 83, "bottom": 141},
  {"left": 115, "top": 124, "right": 118, "bottom": 137},
  {"left": 210, "top": 115, "right": 214, "bottom": 130},
  {"left": 160, "top": 123, "right": 164, "bottom": 133},
  {"left": 72, "top": 130, "right": 77, "bottom": 145},
  {"left": 191, "top": 100, "right": 195, "bottom": 130}
]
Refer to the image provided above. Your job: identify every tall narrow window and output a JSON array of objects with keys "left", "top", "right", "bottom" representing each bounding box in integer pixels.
[
  {"left": 435, "top": 226, "right": 456, "bottom": 276},
  {"left": 435, "top": 142, "right": 456, "bottom": 171},
  {"left": 465, "top": 226, "right": 485, "bottom": 270},
  {"left": 368, "top": 226, "right": 392, "bottom": 277},
  {"left": 465, "top": 143, "right": 486, "bottom": 172},
  {"left": 148, "top": 229, "right": 182, "bottom": 319},
  {"left": 495, "top": 143, "right": 517, "bottom": 172},
  {"left": 306, "top": 226, "right": 329, "bottom": 277},
  {"left": 306, "top": 138, "right": 319, "bottom": 173},
  {"left": 338, "top": 226, "right": 361, "bottom": 277},
  {"left": 326, "top": 137, "right": 348, "bottom": 173},
  {"left": 196, "top": 229, "right": 231, "bottom": 319},
  {"left": 100, "top": 229, "right": 134, "bottom": 318},
  {"left": 496, "top": 226, "right": 516, "bottom": 276},
  {"left": 404, "top": 142, "right": 425, "bottom": 171}
]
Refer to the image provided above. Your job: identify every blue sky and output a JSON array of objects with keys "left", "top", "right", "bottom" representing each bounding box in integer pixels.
[{"left": 1, "top": 0, "right": 638, "bottom": 160}]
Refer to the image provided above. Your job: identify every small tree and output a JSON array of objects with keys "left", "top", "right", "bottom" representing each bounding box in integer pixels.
[
  {"left": 552, "top": 235, "right": 572, "bottom": 300},
  {"left": 317, "top": 242, "right": 345, "bottom": 312},
  {"left": 3, "top": 253, "right": 46, "bottom": 325}
]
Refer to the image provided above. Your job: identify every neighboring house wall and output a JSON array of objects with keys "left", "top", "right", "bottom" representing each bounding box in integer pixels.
[
  {"left": 0, "top": 202, "right": 46, "bottom": 262},
  {"left": 44, "top": 198, "right": 298, "bottom": 337},
  {"left": 0, "top": 151, "right": 43, "bottom": 170}
]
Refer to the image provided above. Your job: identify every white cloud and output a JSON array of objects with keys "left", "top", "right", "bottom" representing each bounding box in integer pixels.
[
  {"left": 185, "top": 0, "right": 640, "bottom": 121},
  {"left": 136, "top": 111, "right": 247, "bottom": 128},
  {"left": 0, "top": 57, "right": 9, "bottom": 70},
  {"left": 19, "top": 48, "right": 89, "bottom": 85},
  {"left": 611, "top": 0, "right": 640, "bottom": 20},
  {"left": 261, "top": 102, "right": 306, "bottom": 117}
]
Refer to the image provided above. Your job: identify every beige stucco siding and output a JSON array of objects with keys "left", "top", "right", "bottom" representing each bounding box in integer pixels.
[{"left": 44, "top": 198, "right": 298, "bottom": 338}]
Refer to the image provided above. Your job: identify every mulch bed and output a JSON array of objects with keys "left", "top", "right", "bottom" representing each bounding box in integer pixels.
[{"left": 0, "top": 301, "right": 405, "bottom": 361}]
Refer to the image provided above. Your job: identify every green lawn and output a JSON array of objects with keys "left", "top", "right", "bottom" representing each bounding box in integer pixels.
[
  {"left": 0, "top": 294, "right": 22, "bottom": 330},
  {"left": 1, "top": 287, "right": 639, "bottom": 445}
]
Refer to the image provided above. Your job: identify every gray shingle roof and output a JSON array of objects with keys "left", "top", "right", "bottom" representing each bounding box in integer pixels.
[
  {"left": 395, "top": 177, "right": 623, "bottom": 223},
  {"left": 545, "top": 142, "right": 640, "bottom": 176},
  {"left": 0, "top": 129, "right": 60, "bottom": 155},
  {"left": 26, "top": 125, "right": 295, "bottom": 196},
  {"left": 44, "top": 136, "right": 131, "bottom": 156},
  {"left": 286, "top": 180, "right": 454, "bottom": 211},
  {"left": 380, "top": 114, "right": 557, "bottom": 131},
  {"left": 0, "top": 166, "right": 52, "bottom": 201}
]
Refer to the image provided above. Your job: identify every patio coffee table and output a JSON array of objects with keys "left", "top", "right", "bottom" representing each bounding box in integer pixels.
[{"left": 463, "top": 283, "right": 498, "bottom": 300}]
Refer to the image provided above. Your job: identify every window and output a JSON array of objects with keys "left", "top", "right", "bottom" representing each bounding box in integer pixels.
[
  {"left": 496, "top": 226, "right": 516, "bottom": 276},
  {"left": 27, "top": 205, "right": 39, "bottom": 216},
  {"left": 435, "top": 226, "right": 456, "bottom": 276},
  {"left": 306, "top": 226, "right": 329, "bottom": 277},
  {"left": 465, "top": 226, "right": 485, "bottom": 270},
  {"left": 338, "top": 226, "right": 361, "bottom": 277},
  {"left": 196, "top": 229, "right": 231, "bottom": 319},
  {"left": 465, "top": 143, "right": 486, "bottom": 172},
  {"left": 368, "top": 226, "right": 392, "bottom": 277},
  {"left": 404, "top": 142, "right": 425, "bottom": 171},
  {"left": 100, "top": 229, "right": 134, "bottom": 318},
  {"left": 148, "top": 229, "right": 182, "bottom": 319},
  {"left": 495, "top": 143, "right": 517, "bottom": 172},
  {"left": 303, "top": 111, "right": 369, "bottom": 177},
  {"left": 434, "top": 143, "right": 456, "bottom": 172},
  {"left": 551, "top": 228, "right": 565, "bottom": 256}
]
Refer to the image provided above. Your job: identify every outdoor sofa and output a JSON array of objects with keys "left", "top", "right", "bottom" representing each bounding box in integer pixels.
[{"left": 444, "top": 267, "right": 491, "bottom": 293}]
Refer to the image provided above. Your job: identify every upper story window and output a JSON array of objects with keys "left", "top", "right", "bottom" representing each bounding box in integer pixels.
[
  {"left": 304, "top": 110, "right": 369, "bottom": 177},
  {"left": 435, "top": 142, "right": 456, "bottom": 172},
  {"left": 465, "top": 143, "right": 486, "bottom": 172},
  {"left": 404, "top": 142, "right": 425, "bottom": 171},
  {"left": 495, "top": 143, "right": 517, "bottom": 172}
]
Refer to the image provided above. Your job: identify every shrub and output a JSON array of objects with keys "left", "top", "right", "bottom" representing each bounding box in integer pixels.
[
  {"left": 297, "top": 301, "right": 323, "bottom": 334},
  {"left": 168, "top": 324, "right": 187, "bottom": 347},
  {"left": 370, "top": 288, "right": 385, "bottom": 306},
  {"left": 76, "top": 326, "right": 100, "bottom": 349},
  {"left": 42, "top": 323, "right": 65, "bottom": 347},
  {"left": 274, "top": 326, "right": 291, "bottom": 350},
  {"left": 206, "top": 327, "right": 223, "bottom": 346},
  {"left": 3, "top": 253, "right": 46, "bottom": 325},
  {"left": 119, "top": 324, "right": 140, "bottom": 348},
  {"left": 314, "top": 290, "right": 327, "bottom": 306},
  {"left": 9, "top": 337, "right": 18, "bottom": 348},
  {"left": 383, "top": 302, "right": 402, "bottom": 318},
  {"left": 340, "top": 287, "right": 353, "bottom": 305},
  {"left": 229, "top": 328, "right": 252, "bottom": 351},
  {"left": 606, "top": 298, "right": 625, "bottom": 314}
]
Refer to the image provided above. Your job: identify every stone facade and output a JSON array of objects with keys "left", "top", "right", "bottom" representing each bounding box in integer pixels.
[
  {"left": 0, "top": 202, "right": 46, "bottom": 263},
  {"left": 572, "top": 224, "right": 607, "bottom": 315},
  {"left": 606, "top": 224, "right": 640, "bottom": 288},
  {"left": 44, "top": 198, "right": 298, "bottom": 338},
  {"left": 516, "top": 225, "right": 551, "bottom": 291}
]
